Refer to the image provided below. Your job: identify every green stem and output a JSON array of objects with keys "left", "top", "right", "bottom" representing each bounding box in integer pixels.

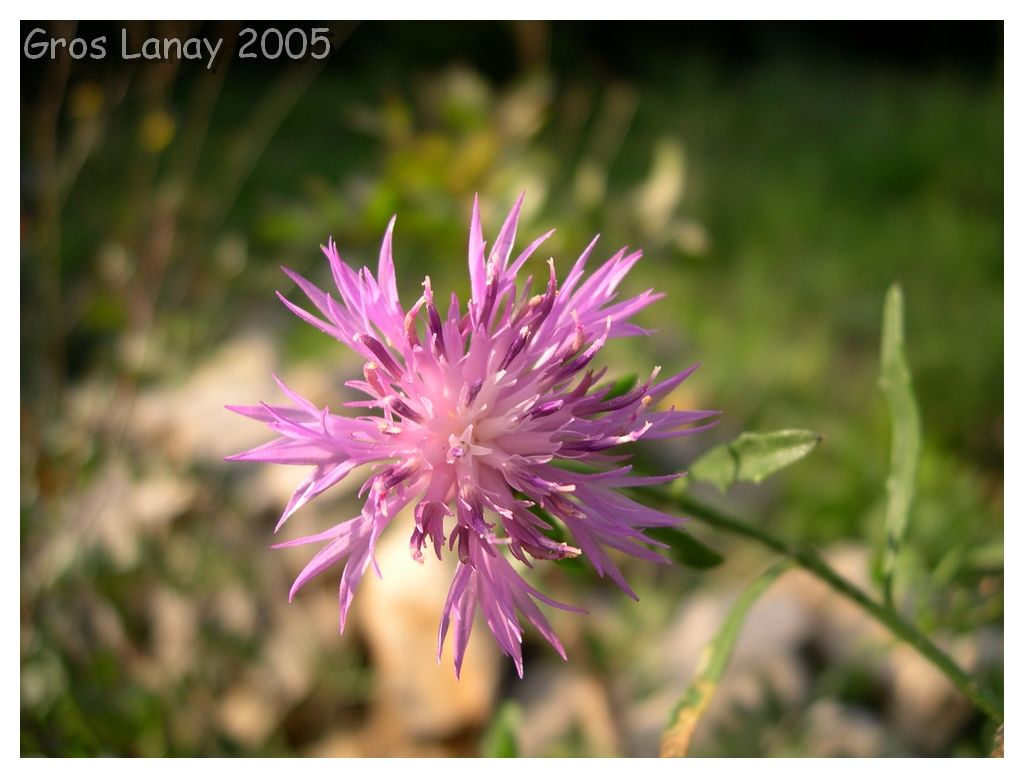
[{"left": 643, "top": 489, "right": 1004, "bottom": 725}]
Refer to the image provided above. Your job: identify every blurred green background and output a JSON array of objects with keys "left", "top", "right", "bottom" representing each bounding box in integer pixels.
[{"left": 21, "top": 21, "right": 1003, "bottom": 756}]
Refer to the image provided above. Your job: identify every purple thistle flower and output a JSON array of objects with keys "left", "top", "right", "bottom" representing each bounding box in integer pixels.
[{"left": 227, "top": 194, "right": 717, "bottom": 677}]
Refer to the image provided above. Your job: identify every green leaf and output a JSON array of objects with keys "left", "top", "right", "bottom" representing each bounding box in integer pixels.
[
  {"left": 660, "top": 561, "right": 790, "bottom": 757},
  {"left": 481, "top": 701, "right": 520, "bottom": 757},
  {"left": 646, "top": 527, "right": 724, "bottom": 569},
  {"left": 964, "top": 542, "right": 1004, "bottom": 573},
  {"left": 879, "top": 283, "right": 922, "bottom": 607},
  {"left": 599, "top": 372, "right": 639, "bottom": 401},
  {"left": 689, "top": 429, "right": 822, "bottom": 493}
]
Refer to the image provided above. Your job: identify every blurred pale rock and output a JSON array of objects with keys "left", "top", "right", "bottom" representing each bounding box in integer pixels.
[
  {"left": 777, "top": 545, "right": 891, "bottom": 663},
  {"left": 803, "top": 699, "right": 888, "bottom": 757},
  {"left": 216, "top": 591, "right": 331, "bottom": 747},
  {"left": 271, "top": 543, "right": 366, "bottom": 643},
  {"left": 886, "top": 629, "right": 1001, "bottom": 753},
  {"left": 66, "top": 333, "right": 348, "bottom": 470},
  {"left": 79, "top": 461, "right": 146, "bottom": 569},
  {"left": 217, "top": 682, "right": 280, "bottom": 748},
  {"left": 211, "top": 583, "right": 259, "bottom": 639},
  {"left": 515, "top": 664, "right": 621, "bottom": 757},
  {"left": 302, "top": 724, "right": 453, "bottom": 758},
  {"left": 129, "top": 334, "right": 280, "bottom": 464},
  {"left": 355, "top": 519, "right": 499, "bottom": 740},
  {"left": 301, "top": 731, "right": 367, "bottom": 758},
  {"left": 249, "top": 459, "right": 362, "bottom": 519},
  {"left": 262, "top": 603, "right": 320, "bottom": 700},
  {"left": 28, "top": 458, "right": 198, "bottom": 588},
  {"left": 887, "top": 641, "right": 968, "bottom": 753},
  {"left": 776, "top": 542, "right": 983, "bottom": 752},
  {"left": 149, "top": 586, "right": 200, "bottom": 683},
  {"left": 126, "top": 333, "right": 349, "bottom": 471}
]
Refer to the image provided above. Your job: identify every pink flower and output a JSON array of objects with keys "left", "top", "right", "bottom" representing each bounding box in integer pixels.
[{"left": 227, "top": 195, "right": 716, "bottom": 676}]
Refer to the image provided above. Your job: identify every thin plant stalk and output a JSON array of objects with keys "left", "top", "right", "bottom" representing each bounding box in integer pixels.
[{"left": 640, "top": 488, "right": 1004, "bottom": 725}]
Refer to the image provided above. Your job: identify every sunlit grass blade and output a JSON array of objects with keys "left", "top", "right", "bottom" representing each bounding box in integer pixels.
[
  {"left": 660, "top": 560, "right": 790, "bottom": 757},
  {"left": 879, "top": 284, "right": 921, "bottom": 608},
  {"left": 481, "top": 701, "right": 521, "bottom": 757},
  {"left": 688, "top": 429, "right": 821, "bottom": 493},
  {"left": 992, "top": 725, "right": 1004, "bottom": 758}
]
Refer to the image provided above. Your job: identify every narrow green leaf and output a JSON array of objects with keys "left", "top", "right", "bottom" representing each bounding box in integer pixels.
[
  {"left": 689, "top": 429, "right": 822, "bottom": 493},
  {"left": 879, "top": 284, "right": 921, "bottom": 608},
  {"left": 481, "top": 701, "right": 520, "bottom": 757},
  {"left": 965, "top": 542, "right": 1004, "bottom": 573},
  {"left": 646, "top": 527, "right": 724, "bottom": 569},
  {"left": 599, "top": 372, "right": 639, "bottom": 401},
  {"left": 661, "top": 561, "right": 790, "bottom": 757}
]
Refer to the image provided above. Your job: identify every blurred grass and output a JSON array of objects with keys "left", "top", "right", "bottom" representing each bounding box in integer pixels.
[{"left": 21, "top": 22, "right": 1002, "bottom": 756}]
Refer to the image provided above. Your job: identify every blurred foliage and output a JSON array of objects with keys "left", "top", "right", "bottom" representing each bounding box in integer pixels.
[
  {"left": 22, "top": 21, "right": 1002, "bottom": 756},
  {"left": 481, "top": 701, "right": 521, "bottom": 757}
]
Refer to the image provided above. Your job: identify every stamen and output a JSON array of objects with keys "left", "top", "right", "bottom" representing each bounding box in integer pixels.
[
  {"left": 363, "top": 362, "right": 386, "bottom": 396},
  {"left": 478, "top": 262, "right": 499, "bottom": 330},
  {"left": 459, "top": 379, "right": 484, "bottom": 409},
  {"left": 385, "top": 395, "right": 424, "bottom": 423},
  {"left": 499, "top": 325, "right": 532, "bottom": 371},
  {"left": 356, "top": 333, "right": 404, "bottom": 379},
  {"left": 529, "top": 398, "right": 564, "bottom": 419},
  {"left": 403, "top": 298, "right": 425, "bottom": 347},
  {"left": 423, "top": 277, "right": 448, "bottom": 360}
]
